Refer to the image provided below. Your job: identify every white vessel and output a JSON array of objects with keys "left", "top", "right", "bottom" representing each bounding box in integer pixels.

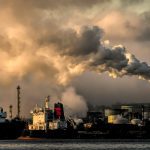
[{"left": 28, "top": 96, "right": 68, "bottom": 138}]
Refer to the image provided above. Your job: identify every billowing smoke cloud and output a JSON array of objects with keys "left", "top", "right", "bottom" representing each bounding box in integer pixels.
[
  {"left": 42, "top": 25, "right": 150, "bottom": 84},
  {"left": 0, "top": 0, "right": 150, "bottom": 117},
  {"left": 0, "top": 0, "right": 149, "bottom": 87},
  {"left": 50, "top": 26, "right": 103, "bottom": 56},
  {"left": 88, "top": 43, "right": 150, "bottom": 80}
]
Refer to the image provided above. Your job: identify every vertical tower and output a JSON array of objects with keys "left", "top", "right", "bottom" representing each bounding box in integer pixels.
[
  {"left": 9, "top": 105, "right": 13, "bottom": 119},
  {"left": 45, "top": 96, "right": 50, "bottom": 109},
  {"left": 17, "top": 85, "right": 21, "bottom": 118}
]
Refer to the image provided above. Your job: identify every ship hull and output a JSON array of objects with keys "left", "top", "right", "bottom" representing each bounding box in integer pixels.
[
  {"left": 0, "top": 120, "right": 25, "bottom": 139},
  {"left": 28, "top": 129, "right": 77, "bottom": 139},
  {"left": 26, "top": 124, "right": 150, "bottom": 139}
]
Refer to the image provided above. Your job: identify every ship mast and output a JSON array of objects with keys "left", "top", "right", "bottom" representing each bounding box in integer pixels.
[{"left": 17, "top": 85, "right": 21, "bottom": 118}]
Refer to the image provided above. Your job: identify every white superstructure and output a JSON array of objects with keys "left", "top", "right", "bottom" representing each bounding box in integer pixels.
[
  {"left": 29, "top": 104, "right": 47, "bottom": 130},
  {"left": 28, "top": 97, "right": 67, "bottom": 131}
]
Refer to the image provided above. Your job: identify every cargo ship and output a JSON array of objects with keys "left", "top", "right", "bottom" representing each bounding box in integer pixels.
[{"left": 28, "top": 96, "right": 76, "bottom": 138}]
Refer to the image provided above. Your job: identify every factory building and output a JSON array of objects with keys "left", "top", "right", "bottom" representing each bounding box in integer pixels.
[{"left": 103, "top": 103, "right": 150, "bottom": 124}]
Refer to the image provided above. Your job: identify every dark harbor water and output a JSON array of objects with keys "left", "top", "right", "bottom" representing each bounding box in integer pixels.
[{"left": 0, "top": 139, "right": 150, "bottom": 150}]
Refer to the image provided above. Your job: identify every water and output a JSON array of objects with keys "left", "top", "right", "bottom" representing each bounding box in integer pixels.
[{"left": 0, "top": 139, "right": 150, "bottom": 150}]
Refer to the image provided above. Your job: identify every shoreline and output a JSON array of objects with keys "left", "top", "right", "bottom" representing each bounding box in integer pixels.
[{"left": 17, "top": 136, "right": 150, "bottom": 142}]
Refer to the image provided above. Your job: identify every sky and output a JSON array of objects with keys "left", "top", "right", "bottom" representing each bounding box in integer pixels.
[{"left": 0, "top": 0, "right": 150, "bottom": 117}]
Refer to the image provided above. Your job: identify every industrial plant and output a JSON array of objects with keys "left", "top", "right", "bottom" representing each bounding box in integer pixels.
[
  {"left": 23, "top": 95, "right": 150, "bottom": 139},
  {"left": 1, "top": 86, "right": 150, "bottom": 139}
]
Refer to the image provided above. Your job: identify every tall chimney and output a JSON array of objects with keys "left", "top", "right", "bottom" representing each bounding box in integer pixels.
[
  {"left": 9, "top": 105, "right": 13, "bottom": 119},
  {"left": 17, "top": 85, "right": 21, "bottom": 118}
]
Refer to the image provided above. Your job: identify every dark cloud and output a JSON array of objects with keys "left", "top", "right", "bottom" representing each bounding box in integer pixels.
[
  {"left": 72, "top": 26, "right": 103, "bottom": 56},
  {"left": 43, "top": 26, "right": 104, "bottom": 56},
  {"left": 91, "top": 46, "right": 127, "bottom": 70}
]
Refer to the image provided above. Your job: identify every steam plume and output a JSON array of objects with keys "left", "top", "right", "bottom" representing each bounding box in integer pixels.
[
  {"left": 62, "top": 87, "right": 88, "bottom": 117},
  {"left": 48, "top": 25, "right": 150, "bottom": 84},
  {"left": 89, "top": 43, "right": 150, "bottom": 80}
]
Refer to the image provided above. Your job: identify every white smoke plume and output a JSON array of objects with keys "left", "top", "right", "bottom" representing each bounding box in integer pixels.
[{"left": 62, "top": 87, "right": 88, "bottom": 117}]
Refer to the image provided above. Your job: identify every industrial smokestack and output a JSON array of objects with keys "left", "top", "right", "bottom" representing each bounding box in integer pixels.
[
  {"left": 9, "top": 105, "right": 13, "bottom": 119},
  {"left": 17, "top": 85, "right": 21, "bottom": 118},
  {"left": 54, "top": 102, "right": 65, "bottom": 120}
]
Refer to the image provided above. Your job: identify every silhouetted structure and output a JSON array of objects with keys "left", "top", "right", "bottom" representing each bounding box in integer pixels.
[
  {"left": 9, "top": 105, "right": 13, "bottom": 119},
  {"left": 17, "top": 85, "right": 21, "bottom": 118}
]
